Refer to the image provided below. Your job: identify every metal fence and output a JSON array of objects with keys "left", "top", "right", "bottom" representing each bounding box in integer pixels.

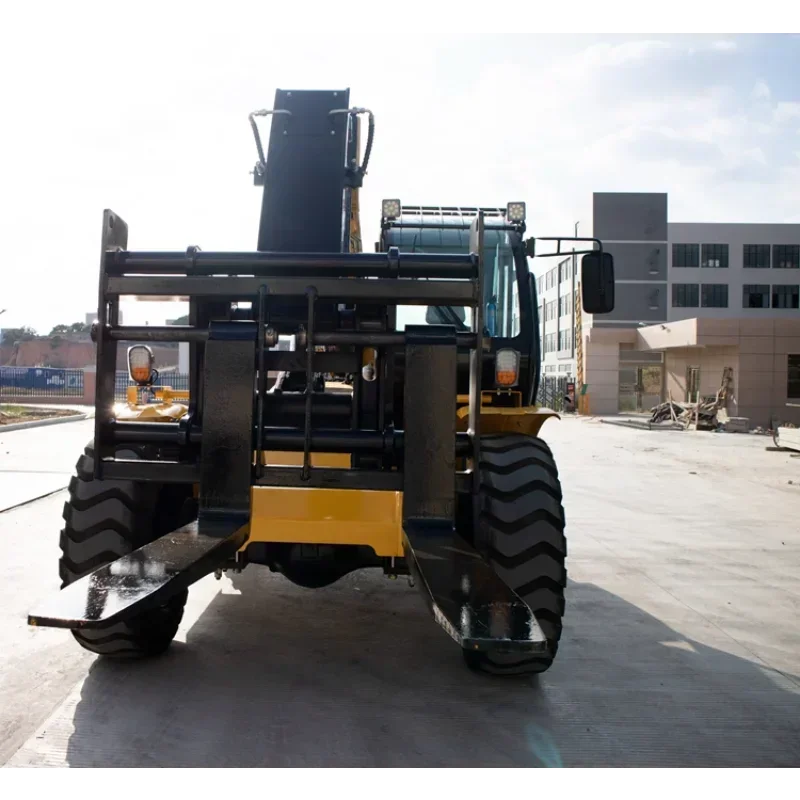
[
  {"left": 0, "top": 367, "right": 84, "bottom": 398},
  {"left": 114, "top": 371, "right": 190, "bottom": 401},
  {"left": 2, "top": 366, "right": 574, "bottom": 412},
  {"left": 536, "top": 374, "right": 569, "bottom": 411}
]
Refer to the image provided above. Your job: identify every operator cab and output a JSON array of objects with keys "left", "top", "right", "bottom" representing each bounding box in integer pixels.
[{"left": 381, "top": 202, "right": 537, "bottom": 405}]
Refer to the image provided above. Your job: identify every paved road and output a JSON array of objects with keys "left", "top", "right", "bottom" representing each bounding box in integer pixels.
[
  {"left": 0, "top": 419, "right": 94, "bottom": 512},
  {"left": 2, "top": 417, "right": 799, "bottom": 766}
]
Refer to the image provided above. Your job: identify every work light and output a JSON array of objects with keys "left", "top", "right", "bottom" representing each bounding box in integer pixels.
[
  {"left": 495, "top": 348, "right": 520, "bottom": 387},
  {"left": 382, "top": 199, "right": 401, "bottom": 219},
  {"left": 506, "top": 202, "right": 526, "bottom": 223},
  {"left": 127, "top": 345, "right": 155, "bottom": 386}
]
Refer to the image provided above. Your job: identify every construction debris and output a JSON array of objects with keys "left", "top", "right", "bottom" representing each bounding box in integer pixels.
[{"left": 648, "top": 367, "right": 736, "bottom": 431}]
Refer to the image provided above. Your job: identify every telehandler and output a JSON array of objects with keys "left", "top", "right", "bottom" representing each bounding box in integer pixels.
[{"left": 29, "top": 89, "right": 614, "bottom": 675}]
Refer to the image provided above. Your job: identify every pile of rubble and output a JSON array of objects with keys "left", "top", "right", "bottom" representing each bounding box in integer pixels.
[
  {"left": 648, "top": 398, "right": 721, "bottom": 430},
  {"left": 649, "top": 367, "right": 737, "bottom": 431}
]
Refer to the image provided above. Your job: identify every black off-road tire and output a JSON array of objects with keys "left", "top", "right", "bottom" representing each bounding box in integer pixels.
[
  {"left": 464, "top": 433, "right": 566, "bottom": 676},
  {"left": 59, "top": 442, "right": 196, "bottom": 658}
]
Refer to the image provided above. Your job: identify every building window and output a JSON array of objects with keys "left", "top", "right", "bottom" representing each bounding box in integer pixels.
[
  {"left": 701, "top": 244, "right": 729, "bottom": 268},
  {"left": 789, "top": 355, "right": 800, "bottom": 400},
  {"left": 544, "top": 364, "right": 556, "bottom": 373},
  {"left": 646, "top": 247, "right": 662, "bottom": 275},
  {"left": 701, "top": 284, "right": 729, "bottom": 307},
  {"left": 558, "top": 293, "right": 573, "bottom": 317},
  {"left": 648, "top": 288, "right": 661, "bottom": 310},
  {"left": 558, "top": 364, "right": 571, "bottom": 373},
  {"left": 742, "top": 284, "right": 770, "bottom": 308},
  {"left": 773, "top": 245, "right": 800, "bottom": 269},
  {"left": 544, "top": 332, "right": 557, "bottom": 353},
  {"left": 672, "top": 283, "right": 699, "bottom": 307},
  {"left": 536, "top": 277, "right": 543, "bottom": 296},
  {"left": 743, "top": 244, "right": 770, "bottom": 268},
  {"left": 672, "top": 244, "right": 699, "bottom": 267},
  {"left": 559, "top": 259, "right": 571, "bottom": 283},
  {"left": 772, "top": 284, "right": 800, "bottom": 309}
]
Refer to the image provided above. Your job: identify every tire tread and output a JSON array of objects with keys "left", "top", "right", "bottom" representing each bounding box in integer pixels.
[
  {"left": 58, "top": 442, "right": 191, "bottom": 658},
  {"left": 466, "top": 433, "right": 567, "bottom": 677}
]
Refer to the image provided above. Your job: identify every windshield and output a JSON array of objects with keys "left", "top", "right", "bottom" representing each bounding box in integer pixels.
[{"left": 388, "top": 223, "right": 522, "bottom": 338}]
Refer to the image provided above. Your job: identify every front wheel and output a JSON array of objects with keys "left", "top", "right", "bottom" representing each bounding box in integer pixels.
[
  {"left": 464, "top": 433, "right": 567, "bottom": 676},
  {"left": 59, "top": 442, "right": 196, "bottom": 658}
]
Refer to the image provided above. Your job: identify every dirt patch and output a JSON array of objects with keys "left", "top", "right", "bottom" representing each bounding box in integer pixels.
[{"left": 0, "top": 405, "right": 80, "bottom": 425}]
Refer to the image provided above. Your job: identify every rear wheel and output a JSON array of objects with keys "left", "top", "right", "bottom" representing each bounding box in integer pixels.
[
  {"left": 464, "top": 433, "right": 566, "bottom": 676},
  {"left": 59, "top": 442, "right": 196, "bottom": 658}
]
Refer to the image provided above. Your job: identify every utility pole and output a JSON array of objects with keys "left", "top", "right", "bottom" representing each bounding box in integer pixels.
[
  {"left": 0, "top": 309, "right": 6, "bottom": 367},
  {"left": 571, "top": 223, "right": 578, "bottom": 367}
]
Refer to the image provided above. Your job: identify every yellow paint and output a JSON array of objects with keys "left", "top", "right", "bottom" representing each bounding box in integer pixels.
[
  {"left": 115, "top": 386, "right": 189, "bottom": 422},
  {"left": 259, "top": 451, "right": 350, "bottom": 468},
  {"left": 113, "top": 400, "right": 188, "bottom": 422},
  {"left": 245, "top": 487, "right": 403, "bottom": 557},
  {"left": 455, "top": 389, "right": 556, "bottom": 436},
  {"left": 456, "top": 404, "right": 559, "bottom": 437},
  {"left": 456, "top": 390, "right": 523, "bottom": 408}
]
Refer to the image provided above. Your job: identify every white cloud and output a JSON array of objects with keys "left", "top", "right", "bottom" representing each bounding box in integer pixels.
[
  {"left": 1, "top": 30, "right": 799, "bottom": 332},
  {"left": 774, "top": 102, "right": 800, "bottom": 124},
  {"left": 752, "top": 80, "right": 772, "bottom": 100}
]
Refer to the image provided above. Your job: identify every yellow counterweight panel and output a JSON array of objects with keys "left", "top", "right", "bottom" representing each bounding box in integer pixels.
[
  {"left": 456, "top": 405, "right": 559, "bottom": 437},
  {"left": 246, "top": 487, "right": 403, "bottom": 557}
]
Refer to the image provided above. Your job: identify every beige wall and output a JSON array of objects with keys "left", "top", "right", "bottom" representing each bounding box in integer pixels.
[
  {"left": 694, "top": 320, "right": 800, "bottom": 427},
  {"left": 656, "top": 322, "right": 800, "bottom": 428},
  {"left": 581, "top": 327, "right": 635, "bottom": 415},
  {"left": 577, "top": 318, "right": 800, "bottom": 425},
  {"left": 664, "top": 347, "right": 738, "bottom": 407}
]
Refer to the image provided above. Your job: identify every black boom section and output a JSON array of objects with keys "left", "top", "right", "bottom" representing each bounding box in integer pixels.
[{"left": 257, "top": 89, "right": 350, "bottom": 253}]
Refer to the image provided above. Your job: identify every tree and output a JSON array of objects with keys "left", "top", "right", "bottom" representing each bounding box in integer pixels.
[
  {"left": 1, "top": 326, "right": 37, "bottom": 345},
  {"left": 47, "top": 322, "right": 92, "bottom": 337}
]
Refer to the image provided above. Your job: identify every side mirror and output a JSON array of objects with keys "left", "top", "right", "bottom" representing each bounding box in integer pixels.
[{"left": 581, "top": 252, "right": 615, "bottom": 314}]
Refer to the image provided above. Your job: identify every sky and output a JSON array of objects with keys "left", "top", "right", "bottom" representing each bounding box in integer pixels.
[{"left": 1, "top": 11, "right": 799, "bottom": 334}]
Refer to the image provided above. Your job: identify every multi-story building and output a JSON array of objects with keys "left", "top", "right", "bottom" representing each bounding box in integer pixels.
[
  {"left": 533, "top": 192, "right": 800, "bottom": 426},
  {"left": 536, "top": 253, "right": 579, "bottom": 378},
  {"left": 668, "top": 223, "right": 800, "bottom": 321}
]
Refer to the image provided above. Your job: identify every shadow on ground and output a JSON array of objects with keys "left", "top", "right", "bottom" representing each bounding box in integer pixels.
[{"left": 49, "top": 571, "right": 800, "bottom": 767}]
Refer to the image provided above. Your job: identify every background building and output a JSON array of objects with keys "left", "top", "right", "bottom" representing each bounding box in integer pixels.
[{"left": 533, "top": 192, "right": 800, "bottom": 426}]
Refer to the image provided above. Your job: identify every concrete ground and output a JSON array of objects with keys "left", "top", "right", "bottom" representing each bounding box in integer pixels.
[
  {"left": 0, "top": 418, "right": 94, "bottom": 512},
  {"left": 1, "top": 416, "right": 799, "bottom": 767}
]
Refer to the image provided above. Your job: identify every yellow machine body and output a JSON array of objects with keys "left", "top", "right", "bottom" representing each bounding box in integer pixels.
[
  {"left": 111, "top": 386, "right": 556, "bottom": 560},
  {"left": 114, "top": 386, "right": 190, "bottom": 422},
  {"left": 456, "top": 391, "right": 559, "bottom": 437}
]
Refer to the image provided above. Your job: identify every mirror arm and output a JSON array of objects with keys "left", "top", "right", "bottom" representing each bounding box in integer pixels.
[
  {"left": 525, "top": 236, "right": 603, "bottom": 258},
  {"left": 523, "top": 236, "right": 603, "bottom": 259}
]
